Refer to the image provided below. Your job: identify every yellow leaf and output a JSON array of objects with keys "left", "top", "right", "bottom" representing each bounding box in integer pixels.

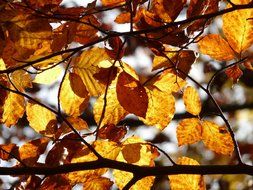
[
  {"left": 202, "top": 121, "right": 234, "bottom": 155},
  {"left": 68, "top": 140, "right": 121, "bottom": 184},
  {"left": 60, "top": 73, "right": 90, "bottom": 117},
  {"left": 26, "top": 102, "right": 57, "bottom": 136},
  {"left": 2, "top": 91, "right": 25, "bottom": 127},
  {"left": 72, "top": 48, "right": 111, "bottom": 96},
  {"left": 153, "top": 71, "right": 186, "bottom": 93},
  {"left": 152, "top": 0, "right": 172, "bottom": 22},
  {"left": 0, "top": 58, "right": 6, "bottom": 70},
  {"left": 176, "top": 118, "right": 202, "bottom": 146},
  {"left": 19, "top": 138, "right": 49, "bottom": 166},
  {"left": 222, "top": 0, "right": 253, "bottom": 53},
  {"left": 59, "top": 116, "right": 89, "bottom": 134},
  {"left": 140, "top": 87, "right": 175, "bottom": 130},
  {"left": 11, "top": 70, "right": 32, "bottom": 90},
  {"left": 183, "top": 86, "right": 201, "bottom": 116},
  {"left": 33, "top": 65, "right": 62, "bottom": 85},
  {"left": 152, "top": 50, "right": 177, "bottom": 71},
  {"left": 93, "top": 78, "right": 128, "bottom": 126},
  {"left": 198, "top": 34, "right": 235, "bottom": 61},
  {"left": 83, "top": 177, "right": 113, "bottom": 190},
  {"left": 169, "top": 157, "right": 205, "bottom": 190},
  {"left": 113, "top": 137, "right": 157, "bottom": 190}
]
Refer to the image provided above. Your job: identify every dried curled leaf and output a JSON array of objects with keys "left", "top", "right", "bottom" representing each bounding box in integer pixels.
[
  {"left": 60, "top": 73, "right": 89, "bottom": 117},
  {"left": 177, "top": 118, "right": 202, "bottom": 146},
  {"left": 202, "top": 121, "right": 234, "bottom": 155},
  {"left": 198, "top": 34, "right": 235, "bottom": 61},
  {"left": 183, "top": 86, "right": 201, "bottom": 116},
  {"left": 169, "top": 157, "right": 205, "bottom": 190},
  {"left": 116, "top": 71, "right": 148, "bottom": 117}
]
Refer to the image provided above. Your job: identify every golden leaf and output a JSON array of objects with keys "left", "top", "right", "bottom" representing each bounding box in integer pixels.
[
  {"left": 152, "top": 0, "right": 172, "bottom": 22},
  {"left": 169, "top": 157, "right": 206, "bottom": 190},
  {"left": 183, "top": 86, "right": 201, "bottom": 116},
  {"left": 153, "top": 71, "right": 186, "bottom": 93},
  {"left": 222, "top": 0, "right": 253, "bottom": 53},
  {"left": 59, "top": 116, "right": 89, "bottom": 134},
  {"left": 176, "top": 118, "right": 202, "bottom": 146},
  {"left": 83, "top": 177, "right": 113, "bottom": 190},
  {"left": 101, "top": 0, "right": 125, "bottom": 6},
  {"left": 202, "top": 121, "right": 234, "bottom": 155},
  {"left": 93, "top": 78, "right": 128, "bottom": 127},
  {"left": 40, "top": 175, "right": 71, "bottom": 190},
  {"left": 2, "top": 91, "right": 25, "bottom": 127},
  {"left": 11, "top": 70, "right": 32, "bottom": 90},
  {"left": 72, "top": 48, "right": 110, "bottom": 96},
  {"left": 198, "top": 34, "right": 235, "bottom": 61},
  {"left": 26, "top": 102, "right": 57, "bottom": 136},
  {"left": 140, "top": 87, "right": 175, "bottom": 130},
  {"left": 113, "top": 137, "right": 157, "bottom": 190},
  {"left": 60, "top": 73, "right": 89, "bottom": 117},
  {"left": 0, "top": 144, "right": 18, "bottom": 160},
  {"left": 33, "top": 65, "right": 62, "bottom": 85},
  {"left": 68, "top": 140, "right": 121, "bottom": 184},
  {"left": 19, "top": 138, "right": 49, "bottom": 166}
]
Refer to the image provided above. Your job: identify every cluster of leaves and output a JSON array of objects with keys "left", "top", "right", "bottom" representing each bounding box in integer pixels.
[{"left": 0, "top": 0, "right": 253, "bottom": 189}]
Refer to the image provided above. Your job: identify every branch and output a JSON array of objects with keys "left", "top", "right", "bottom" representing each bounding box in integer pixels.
[{"left": 0, "top": 159, "right": 252, "bottom": 176}]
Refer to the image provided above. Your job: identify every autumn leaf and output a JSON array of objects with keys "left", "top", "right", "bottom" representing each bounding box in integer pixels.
[
  {"left": 198, "top": 34, "right": 235, "bottom": 61},
  {"left": 98, "top": 124, "right": 127, "bottom": 143},
  {"left": 93, "top": 76, "right": 128, "bottom": 127},
  {"left": 11, "top": 70, "right": 32, "bottom": 90},
  {"left": 72, "top": 48, "right": 111, "bottom": 96},
  {"left": 33, "top": 65, "right": 62, "bottom": 85},
  {"left": 169, "top": 157, "right": 205, "bottom": 190},
  {"left": 225, "top": 64, "right": 243, "bottom": 83},
  {"left": 18, "top": 138, "right": 49, "bottom": 166},
  {"left": 2, "top": 91, "right": 25, "bottom": 127},
  {"left": 202, "top": 121, "right": 234, "bottom": 155},
  {"left": 177, "top": 118, "right": 202, "bottom": 146},
  {"left": 183, "top": 86, "right": 202, "bottom": 116},
  {"left": 116, "top": 71, "right": 148, "bottom": 117},
  {"left": 0, "top": 144, "right": 18, "bottom": 161},
  {"left": 101, "top": 0, "right": 125, "bottom": 6},
  {"left": 113, "top": 137, "right": 158, "bottom": 190},
  {"left": 140, "top": 87, "right": 175, "bottom": 130},
  {"left": 153, "top": 71, "right": 186, "bottom": 93},
  {"left": 26, "top": 102, "right": 57, "bottom": 136},
  {"left": 40, "top": 175, "right": 71, "bottom": 190},
  {"left": 60, "top": 73, "right": 90, "bottom": 117},
  {"left": 83, "top": 177, "right": 113, "bottom": 190},
  {"left": 222, "top": 0, "right": 253, "bottom": 53}
]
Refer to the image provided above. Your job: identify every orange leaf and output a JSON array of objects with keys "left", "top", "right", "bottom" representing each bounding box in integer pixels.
[
  {"left": 101, "top": 0, "right": 125, "bottom": 6},
  {"left": 40, "top": 175, "right": 71, "bottom": 190},
  {"left": 83, "top": 177, "right": 113, "bottom": 190},
  {"left": 176, "top": 118, "right": 202, "bottom": 146},
  {"left": 222, "top": 0, "right": 253, "bottom": 53},
  {"left": 0, "top": 144, "right": 18, "bottom": 161},
  {"left": 169, "top": 157, "right": 205, "bottom": 190},
  {"left": 202, "top": 121, "right": 234, "bottom": 155},
  {"left": 98, "top": 124, "right": 127, "bottom": 143},
  {"left": 140, "top": 87, "right": 175, "bottom": 130},
  {"left": 183, "top": 86, "right": 202, "bottom": 116},
  {"left": 225, "top": 65, "right": 243, "bottom": 83},
  {"left": 60, "top": 73, "right": 89, "bottom": 117},
  {"left": 116, "top": 71, "right": 148, "bottom": 117},
  {"left": 198, "top": 34, "right": 235, "bottom": 61}
]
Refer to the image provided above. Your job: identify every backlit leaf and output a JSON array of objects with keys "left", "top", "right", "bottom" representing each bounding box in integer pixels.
[
  {"left": 93, "top": 77, "right": 128, "bottom": 126},
  {"left": 72, "top": 48, "right": 110, "bottom": 96},
  {"left": 225, "top": 64, "right": 243, "bottom": 83},
  {"left": 68, "top": 140, "right": 121, "bottom": 184},
  {"left": 116, "top": 71, "right": 148, "bottom": 117},
  {"left": 183, "top": 86, "right": 201, "bottom": 116},
  {"left": 83, "top": 177, "right": 113, "bottom": 190},
  {"left": 59, "top": 116, "right": 89, "bottom": 134},
  {"left": 140, "top": 87, "right": 175, "bottom": 130},
  {"left": 98, "top": 124, "right": 127, "bottom": 143},
  {"left": 176, "top": 118, "right": 202, "bottom": 146},
  {"left": 101, "top": 0, "right": 125, "bottom": 6},
  {"left": 153, "top": 71, "right": 186, "bottom": 93},
  {"left": 11, "top": 70, "right": 32, "bottom": 90},
  {"left": 222, "top": 0, "right": 253, "bottom": 53},
  {"left": 18, "top": 138, "right": 49, "bottom": 166},
  {"left": 40, "top": 175, "right": 71, "bottom": 190},
  {"left": 113, "top": 137, "right": 157, "bottom": 190},
  {"left": 60, "top": 73, "right": 89, "bottom": 117},
  {"left": 26, "top": 102, "right": 57, "bottom": 136},
  {"left": 202, "top": 121, "right": 234, "bottom": 155},
  {"left": 0, "top": 144, "right": 18, "bottom": 161},
  {"left": 198, "top": 34, "right": 235, "bottom": 61},
  {"left": 33, "top": 65, "right": 62, "bottom": 85},
  {"left": 169, "top": 157, "right": 205, "bottom": 190},
  {"left": 2, "top": 91, "right": 25, "bottom": 127}
]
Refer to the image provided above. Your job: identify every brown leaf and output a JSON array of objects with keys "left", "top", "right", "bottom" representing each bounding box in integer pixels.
[
  {"left": 225, "top": 65, "right": 243, "bottom": 83},
  {"left": 0, "top": 144, "right": 18, "bottom": 161},
  {"left": 98, "top": 124, "right": 127, "bottom": 143},
  {"left": 116, "top": 71, "right": 148, "bottom": 117},
  {"left": 40, "top": 175, "right": 71, "bottom": 190}
]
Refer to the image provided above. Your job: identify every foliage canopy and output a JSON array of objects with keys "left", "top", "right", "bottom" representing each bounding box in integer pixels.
[{"left": 0, "top": 0, "right": 253, "bottom": 189}]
